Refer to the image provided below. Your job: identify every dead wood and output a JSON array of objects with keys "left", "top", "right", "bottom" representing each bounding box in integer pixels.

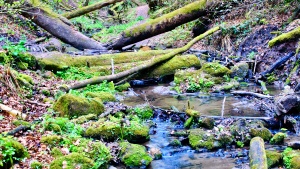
[
  {"left": 65, "top": 26, "right": 220, "bottom": 91},
  {"left": 231, "top": 91, "right": 274, "bottom": 99}
]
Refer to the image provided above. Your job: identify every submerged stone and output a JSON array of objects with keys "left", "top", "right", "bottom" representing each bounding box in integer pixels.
[
  {"left": 119, "top": 142, "right": 152, "bottom": 168},
  {"left": 53, "top": 94, "right": 104, "bottom": 118}
]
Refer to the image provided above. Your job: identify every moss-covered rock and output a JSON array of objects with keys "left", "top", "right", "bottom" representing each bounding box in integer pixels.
[
  {"left": 270, "top": 132, "right": 286, "bottom": 145},
  {"left": 17, "top": 61, "right": 28, "bottom": 70},
  {"left": 85, "top": 118, "right": 150, "bottom": 143},
  {"left": 51, "top": 147, "right": 64, "bottom": 158},
  {"left": 85, "top": 91, "right": 116, "bottom": 102},
  {"left": 0, "top": 137, "right": 28, "bottom": 168},
  {"left": 188, "top": 129, "right": 215, "bottom": 150},
  {"left": 116, "top": 82, "right": 131, "bottom": 92},
  {"left": 18, "top": 53, "right": 36, "bottom": 68},
  {"left": 30, "top": 160, "right": 43, "bottom": 169},
  {"left": 50, "top": 153, "right": 94, "bottom": 169},
  {"left": 266, "top": 150, "right": 282, "bottom": 168},
  {"left": 119, "top": 142, "right": 152, "bottom": 168},
  {"left": 198, "top": 117, "right": 214, "bottom": 129},
  {"left": 149, "top": 54, "right": 201, "bottom": 77},
  {"left": 53, "top": 94, "right": 104, "bottom": 118},
  {"left": 71, "top": 114, "right": 97, "bottom": 124},
  {"left": 230, "top": 62, "right": 249, "bottom": 79},
  {"left": 41, "top": 135, "right": 63, "bottom": 146},
  {"left": 213, "top": 80, "right": 240, "bottom": 92},
  {"left": 249, "top": 137, "right": 268, "bottom": 169},
  {"left": 283, "top": 147, "right": 300, "bottom": 169},
  {"left": 184, "top": 117, "right": 194, "bottom": 129},
  {"left": 169, "top": 139, "right": 182, "bottom": 147},
  {"left": 201, "top": 62, "right": 231, "bottom": 76},
  {"left": 250, "top": 127, "right": 272, "bottom": 141}
]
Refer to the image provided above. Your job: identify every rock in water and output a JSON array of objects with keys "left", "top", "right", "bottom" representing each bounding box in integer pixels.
[{"left": 249, "top": 137, "right": 268, "bottom": 169}]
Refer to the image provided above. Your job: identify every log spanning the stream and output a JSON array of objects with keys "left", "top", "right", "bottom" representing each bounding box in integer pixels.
[{"left": 65, "top": 26, "right": 220, "bottom": 91}]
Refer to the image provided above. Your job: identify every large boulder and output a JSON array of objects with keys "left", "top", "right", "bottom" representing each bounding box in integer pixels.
[
  {"left": 274, "top": 94, "right": 300, "bottom": 116},
  {"left": 119, "top": 142, "right": 152, "bottom": 168},
  {"left": 201, "top": 62, "right": 231, "bottom": 76},
  {"left": 249, "top": 137, "right": 268, "bottom": 169},
  {"left": 50, "top": 153, "right": 94, "bottom": 169},
  {"left": 53, "top": 94, "right": 104, "bottom": 118}
]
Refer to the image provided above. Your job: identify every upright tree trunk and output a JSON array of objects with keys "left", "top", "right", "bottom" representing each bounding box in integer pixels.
[{"left": 20, "top": 0, "right": 106, "bottom": 50}]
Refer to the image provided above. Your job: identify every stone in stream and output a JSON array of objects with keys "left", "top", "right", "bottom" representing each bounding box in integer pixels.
[
  {"left": 249, "top": 137, "right": 268, "bottom": 169},
  {"left": 53, "top": 94, "right": 104, "bottom": 118},
  {"left": 270, "top": 132, "right": 286, "bottom": 145},
  {"left": 119, "top": 142, "right": 152, "bottom": 168},
  {"left": 230, "top": 61, "right": 249, "bottom": 79},
  {"left": 283, "top": 147, "right": 300, "bottom": 169},
  {"left": 266, "top": 150, "right": 282, "bottom": 168},
  {"left": 274, "top": 93, "right": 300, "bottom": 116}
]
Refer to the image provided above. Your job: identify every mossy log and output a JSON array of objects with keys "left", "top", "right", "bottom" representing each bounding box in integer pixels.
[
  {"left": 62, "top": 0, "right": 123, "bottom": 19},
  {"left": 19, "top": 0, "right": 106, "bottom": 50},
  {"left": 66, "top": 26, "right": 220, "bottom": 91},
  {"left": 110, "top": 0, "right": 238, "bottom": 49},
  {"left": 268, "top": 26, "right": 300, "bottom": 47},
  {"left": 34, "top": 50, "right": 170, "bottom": 71},
  {"left": 249, "top": 137, "right": 268, "bottom": 169}
]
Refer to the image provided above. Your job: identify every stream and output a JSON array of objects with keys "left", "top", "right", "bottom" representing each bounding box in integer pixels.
[{"left": 120, "top": 83, "right": 284, "bottom": 169}]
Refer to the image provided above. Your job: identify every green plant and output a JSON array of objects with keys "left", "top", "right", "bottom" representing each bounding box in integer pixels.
[
  {"left": 3, "top": 38, "right": 27, "bottom": 58},
  {"left": 236, "top": 141, "right": 244, "bottom": 148},
  {"left": 68, "top": 80, "right": 116, "bottom": 97},
  {"left": 247, "top": 51, "right": 256, "bottom": 60}
]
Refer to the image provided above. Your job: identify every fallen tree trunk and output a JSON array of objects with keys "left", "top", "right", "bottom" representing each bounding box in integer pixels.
[
  {"left": 260, "top": 52, "right": 295, "bottom": 77},
  {"left": 249, "top": 137, "right": 268, "bottom": 169},
  {"left": 20, "top": 0, "right": 106, "bottom": 50},
  {"left": 109, "top": 0, "right": 238, "bottom": 49},
  {"left": 65, "top": 26, "right": 220, "bottom": 91},
  {"left": 231, "top": 91, "right": 274, "bottom": 99},
  {"left": 62, "top": 0, "right": 123, "bottom": 19},
  {"left": 33, "top": 50, "right": 171, "bottom": 71},
  {"left": 268, "top": 26, "right": 300, "bottom": 47}
]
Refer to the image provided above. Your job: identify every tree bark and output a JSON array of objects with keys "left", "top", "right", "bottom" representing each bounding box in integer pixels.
[
  {"left": 20, "top": 0, "right": 106, "bottom": 50},
  {"left": 65, "top": 26, "right": 220, "bottom": 91},
  {"left": 109, "top": 0, "right": 238, "bottom": 50},
  {"left": 62, "top": 0, "right": 123, "bottom": 19}
]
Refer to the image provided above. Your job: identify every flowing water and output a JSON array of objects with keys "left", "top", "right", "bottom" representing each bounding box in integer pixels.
[{"left": 121, "top": 84, "right": 283, "bottom": 169}]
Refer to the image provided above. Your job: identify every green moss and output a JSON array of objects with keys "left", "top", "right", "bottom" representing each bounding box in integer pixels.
[
  {"left": 42, "top": 90, "right": 51, "bottom": 96},
  {"left": 270, "top": 132, "right": 286, "bottom": 145},
  {"left": 41, "top": 135, "right": 63, "bottom": 146},
  {"left": 169, "top": 139, "right": 182, "bottom": 147},
  {"left": 185, "top": 109, "right": 201, "bottom": 117},
  {"left": 184, "top": 117, "right": 194, "bottom": 129},
  {"left": 188, "top": 129, "right": 215, "bottom": 150},
  {"left": 51, "top": 147, "right": 64, "bottom": 158},
  {"left": 123, "top": 0, "right": 207, "bottom": 37},
  {"left": 53, "top": 94, "right": 104, "bottom": 118},
  {"left": 283, "top": 147, "right": 300, "bottom": 169},
  {"left": 116, "top": 82, "right": 131, "bottom": 92},
  {"left": 12, "top": 120, "right": 31, "bottom": 127},
  {"left": 119, "top": 142, "right": 152, "bottom": 168},
  {"left": 85, "top": 91, "right": 116, "bottom": 102},
  {"left": 269, "top": 26, "right": 300, "bottom": 47},
  {"left": 17, "top": 62, "right": 28, "bottom": 70},
  {"left": 85, "top": 118, "right": 150, "bottom": 143},
  {"left": 30, "top": 160, "right": 43, "bottom": 169},
  {"left": 198, "top": 117, "right": 214, "bottom": 129},
  {"left": 250, "top": 127, "right": 272, "bottom": 141},
  {"left": 132, "top": 106, "right": 153, "bottom": 120},
  {"left": 50, "top": 153, "right": 94, "bottom": 169},
  {"left": 149, "top": 54, "right": 201, "bottom": 77},
  {"left": 266, "top": 150, "right": 282, "bottom": 168},
  {"left": 0, "top": 137, "right": 28, "bottom": 168},
  {"left": 37, "top": 50, "right": 170, "bottom": 71},
  {"left": 18, "top": 53, "right": 36, "bottom": 67},
  {"left": 201, "top": 62, "right": 231, "bottom": 76},
  {"left": 230, "top": 62, "right": 249, "bottom": 79},
  {"left": 218, "top": 133, "right": 233, "bottom": 146},
  {"left": 71, "top": 114, "right": 97, "bottom": 124},
  {"left": 11, "top": 70, "right": 34, "bottom": 88},
  {"left": 213, "top": 80, "right": 240, "bottom": 92}
]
